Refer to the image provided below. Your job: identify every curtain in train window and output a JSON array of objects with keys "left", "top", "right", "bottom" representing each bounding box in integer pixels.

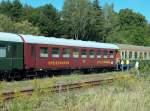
[
  {"left": 139, "top": 52, "right": 143, "bottom": 59},
  {"left": 40, "top": 47, "right": 48, "bottom": 58},
  {"left": 52, "top": 48, "right": 60, "bottom": 58},
  {"left": 134, "top": 52, "right": 138, "bottom": 59},
  {"left": 144, "top": 52, "right": 147, "bottom": 59},
  {"left": 109, "top": 51, "right": 114, "bottom": 58},
  {"left": 121, "top": 51, "right": 125, "bottom": 59},
  {"left": 0, "top": 45, "right": 6, "bottom": 57},
  {"left": 63, "top": 48, "right": 70, "bottom": 58},
  {"left": 73, "top": 48, "right": 79, "bottom": 58},
  {"left": 89, "top": 50, "right": 95, "bottom": 58},
  {"left": 104, "top": 50, "right": 108, "bottom": 58},
  {"left": 81, "top": 49, "right": 87, "bottom": 58},
  {"left": 129, "top": 51, "right": 132, "bottom": 59},
  {"left": 97, "top": 50, "right": 102, "bottom": 58}
]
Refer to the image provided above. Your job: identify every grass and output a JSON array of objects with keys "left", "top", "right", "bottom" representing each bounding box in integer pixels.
[
  {"left": 0, "top": 72, "right": 128, "bottom": 93},
  {"left": 0, "top": 72, "right": 150, "bottom": 111}
]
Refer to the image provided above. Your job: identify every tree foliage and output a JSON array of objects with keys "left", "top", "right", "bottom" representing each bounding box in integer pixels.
[
  {"left": 61, "top": 0, "right": 105, "bottom": 41},
  {"left": 0, "top": 0, "right": 149, "bottom": 46},
  {"left": 14, "top": 20, "right": 40, "bottom": 35},
  {"left": 0, "top": 14, "right": 14, "bottom": 32},
  {"left": 0, "top": 0, "right": 23, "bottom": 21},
  {"left": 61, "top": 0, "right": 92, "bottom": 40},
  {"left": 24, "top": 4, "right": 61, "bottom": 37}
]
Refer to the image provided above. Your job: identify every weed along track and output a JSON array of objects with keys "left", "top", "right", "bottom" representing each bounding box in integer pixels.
[{"left": 2, "top": 76, "right": 132, "bottom": 101}]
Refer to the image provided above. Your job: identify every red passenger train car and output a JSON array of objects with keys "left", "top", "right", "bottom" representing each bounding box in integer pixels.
[{"left": 19, "top": 35, "right": 120, "bottom": 73}]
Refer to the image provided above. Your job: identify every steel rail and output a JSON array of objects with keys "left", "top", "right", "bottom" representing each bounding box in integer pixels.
[{"left": 1, "top": 76, "right": 132, "bottom": 101}]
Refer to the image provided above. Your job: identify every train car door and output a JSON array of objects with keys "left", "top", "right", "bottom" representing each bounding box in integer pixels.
[{"left": 30, "top": 45, "right": 36, "bottom": 68}]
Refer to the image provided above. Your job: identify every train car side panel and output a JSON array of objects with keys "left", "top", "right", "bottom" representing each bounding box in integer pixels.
[{"left": 0, "top": 41, "right": 23, "bottom": 71}]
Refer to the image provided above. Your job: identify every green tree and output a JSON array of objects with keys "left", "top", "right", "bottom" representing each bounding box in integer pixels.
[
  {"left": 102, "top": 3, "right": 119, "bottom": 42},
  {"left": 0, "top": 14, "right": 15, "bottom": 32},
  {"left": 61, "top": 0, "right": 105, "bottom": 41},
  {"left": 61, "top": 0, "right": 91, "bottom": 39},
  {"left": 0, "top": 0, "right": 23, "bottom": 21},
  {"left": 119, "top": 9, "right": 147, "bottom": 29},
  {"left": 11, "top": 0, "right": 23, "bottom": 21},
  {"left": 118, "top": 9, "right": 149, "bottom": 45},
  {"left": 25, "top": 4, "right": 60, "bottom": 37},
  {"left": 105, "top": 8, "right": 150, "bottom": 46},
  {"left": 92, "top": 0, "right": 105, "bottom": 41},
  {"left": 14, "top": 20, "right": 40, "bottom": 35},
  {"left": 0, "top": 0, "right": 13, "bottom": 17}
]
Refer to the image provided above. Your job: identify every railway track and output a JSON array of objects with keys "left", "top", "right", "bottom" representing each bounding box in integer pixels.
[{"left": 2, "top": 76, "right": 132, "bottom": 101}]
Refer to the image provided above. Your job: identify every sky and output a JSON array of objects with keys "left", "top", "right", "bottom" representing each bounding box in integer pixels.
[{"left": 2, "top": 0, "right": 150, "bottom": 21}]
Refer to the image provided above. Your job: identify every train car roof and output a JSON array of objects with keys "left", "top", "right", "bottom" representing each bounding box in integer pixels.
[
  {"left": 117, "top": 44, "right": 150, "bottom": 52},
  {"left": 0, "top": 32, "right": 23, "bottom": 43},
  {"left": 20, "top": 34, "right": 119, "bottom": 50}
]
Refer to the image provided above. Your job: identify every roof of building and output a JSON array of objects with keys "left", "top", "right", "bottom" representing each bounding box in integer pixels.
[
  {"left": 117, "top": 44, "right": 150, "bottom": 52},
  {"left": 0, "top": 32, "right": 23, "bottom": 43},
  {"left": 20, "top": 34, "right": 119, "bottom": 49}
]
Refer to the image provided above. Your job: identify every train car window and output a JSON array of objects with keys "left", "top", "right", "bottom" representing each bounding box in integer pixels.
[
  {"left": 134, "top": 52, "right": 138, "bottom": 59},
  {"left": 40, "top": 47, "right": 48, "bottom": 58},
  {"left": 125, "top": 51, "right": 127, "bottom": 59},
  {"left": 104, "top": 50, "right": 108, "bottom": 58},
  {"left": 139, "top": 52, "right": 143, "bottom": 59},
  {"left": 109, "top": 51, "right": 114, "bottom": 58},
  {"left": 0, "top": 45, "right": 6, "bottom": 57},
  {"left": 63, "top": 48, "right": 70, "bottom": 58},
  {"left": 52, "top": 48, "right": 60, "bottom": 58},
  {"left": 89, "top": 50, "right": 95, "bottom": 58},
  {"left": 129, "top": 51, "right": 132, "bottom": 59},
  {"left": 73, "top": 48, "right": 79, "bottom": 58},
  {"left": 97, "top": 50, "right": 102, "bottom": 58},
  {"left": 144, "top": 52, "right": 147, "bottom": 59},
  {"left": 121, "top": 51, "right": 125, "bottom": 59},
  {"left": 81, "top": 49, "right": 87, "bottom": 58}
]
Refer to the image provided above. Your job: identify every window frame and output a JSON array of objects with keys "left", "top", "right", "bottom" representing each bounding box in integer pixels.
[
  {"left": 144, "top": 52, "right": 147, "bottom": 59},
  {"left": 73, "top": 48, "right": 79, "bottom": 58},
  {"left": 81, "top": 49, "right": 87, "bottom": 58},
  {"left": 62, "top": 48, "right": 70, "bottom": 58},
  {"left": 121, "top": 51, "right": 125, "bottom": 59},
  {"left": 109, "top": 50, "right": 114, "bottom": 58},
  {"left": 139, "top": 52, "right": 143, "bottom": 59},
  {"left": 129, "top": 51, "right": 132, "bottom": 59},
  {"left": 52, "top": 47, "right": 60, "bottom": 58},
  {"left": 134, "top": 52, "right": 138, "bottom": 59},
  {"left": 104, "top": 50, "right": 108, "bottom": 58},
  {"left": 40, "top": 47, "right": 48, "bottom": 58},
  {"left": 89, "top": 50, "right": 95, "bottom": 58},
  {"left": 0, "top": 45, "right": 7, "bottom": 58},
  {"left": 96, "top": 50, "right": 102, "bottom": 58}
]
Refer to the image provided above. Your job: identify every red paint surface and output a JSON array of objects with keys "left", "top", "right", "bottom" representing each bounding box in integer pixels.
[{"left": 24, "top": 43, "right": 117, "bottom": 70}]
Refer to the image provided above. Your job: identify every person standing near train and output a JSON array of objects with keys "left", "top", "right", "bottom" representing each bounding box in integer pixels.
[
  {"left": 126, "top": 59, "right": 130, "bottom": 71},
  {"left": 121, "top": 60, "right": 124, "bottom": 71},
  {"left": 135, "top": 61, "right": 140, "bottom": 77}
]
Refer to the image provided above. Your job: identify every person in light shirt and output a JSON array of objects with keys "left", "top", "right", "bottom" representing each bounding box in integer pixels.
[
  {"left": 126, "top": 59, "right": 130, "bottom": 71},
  {"left": 121, "top": 60, "right": 124, "bottom": 72},
  {"left": 135, "top": 61, "right": 139, "bottom": 77}
]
